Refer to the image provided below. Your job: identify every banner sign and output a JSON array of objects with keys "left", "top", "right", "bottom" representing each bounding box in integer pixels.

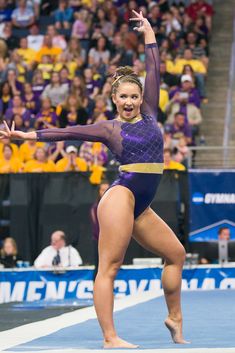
[
  {"left": 189, "top": 170, "right": 235, "bottom": 241},
  {"left": 1, "top": 267, "right": 235, "bottom": 303}
]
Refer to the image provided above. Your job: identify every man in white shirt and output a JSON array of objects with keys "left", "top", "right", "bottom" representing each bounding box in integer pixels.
[{"left": 34, "top": 230, "right": 82, "bottom": 268}]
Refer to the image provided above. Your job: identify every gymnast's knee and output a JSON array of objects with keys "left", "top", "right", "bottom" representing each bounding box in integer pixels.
[
  {"left": 97, "top": 260, "right": 123, "bottom": 280},
  {"left": 165, "top": 244, "right": 186, "bottom": 267}
]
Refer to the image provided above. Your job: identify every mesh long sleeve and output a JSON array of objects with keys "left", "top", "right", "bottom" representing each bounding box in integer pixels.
[
  {"left": 36, "top": 120, "right": 113, "bottom": 144},
  {"left": 141, "top": 43, "right": 160, "bottom": 119}
]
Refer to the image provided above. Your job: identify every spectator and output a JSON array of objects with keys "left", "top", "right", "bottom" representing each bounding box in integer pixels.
[
  {"left": 41, "top": 71, "right": 69, "bottom": 107},
  {"left": 34, "top": 230, "right": 82, "bottom": 267},
  {"left": 55, "top": 145, "right": 87, "bottom": 172},
  {"left": 35, "top": 35, "right": 62, "bottom": 63},
  {"left": 163, "top": 148, "right": 186, "bottom": 171},
  {"left": 31, "top": 69, "right": 45, "bottom": 99},
  {"left": 33, "top": 97, "right": 58, "bottom": 129},
  {"left": 164, "top": 111, "right": 192, "bottom": 146},
  {"left": 0, "top": 144, "right": 23, "bottom": 173},
  {"left": 7, "top": 49, "right": 27, "bottom": 84},
  {"left": 5, "top": 94, "right": 31, "bottom": 128},
  {"left": 17, "top": 37, "right": 36, "bottom": 69},
  {"left": 23, "top": 146, "right": 56, "bottom": 172},
  {"left": 83, "top": 67, "right": 100, "bottom": 99},
  {"left": 90, "top": 180, "right": 110, "bottom": 280},
  {"left": 88, "top": 35, "right": 110, "bottom": 71},
  {"left": 12, "top": 112, "right": 28, "bottom": 132},
  {"left": 186, "top": 0, "right": 214, "bottom": 32},
  {"left": 54, "top": 0, "right": 73, "bottom": 30},
  {"left": 174, "top": 47, "right": 207, "bottom": 81},
  {"left": 46, "top": 25, "right": 67, "bottom": 50},
  {"left": 160, "top": 61, "right": 179, "bottom": 90},
  {"left": 27, "top": 23, "right": 44, "bottom": 51},
  {"left": 64, "top": 37, "right": 86, "bottom": 71},
  {"left": 0, "top": 22, "right": 19, "bottom": 52},
  {"left": 0, "top": 237, "right": 22, "bottom": 268},
  {"left": 6, "top": 68, "right": 22, "bottom": 95},
  {"left": 0, "top": 81, "right": 12, "bottom": 116},
  {"left": 169, "top": 74, "right": 201, "bottom": 108},
  {"left": 37, "top": 54, "right": 53, "bottom": 80},
  {"left": 11, "top": 0, "right": 35, "bottom": 28},
  {"left": 72, "top": 8, "right": 91, "bottom": 39},
  {"left": 59, "top": 94, "right": 88, "bottom": 127},
  {"left": 0, "top": 0, "right": 13, "bottom": 23},
  {"left": 22, "top": 82, "right": 39, "bottom": 117},
  {"left": 0, "top": 136, "right": 19, "bottom": 159},
  {"left": 218, "top": 227, "right": 230, "bottom": 241},
  {"left": 19, "top": 135, "right": 45, "bottom": 162}
]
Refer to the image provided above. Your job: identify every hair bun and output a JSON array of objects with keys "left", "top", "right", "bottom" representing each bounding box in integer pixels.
[{"left": 113, "top": 66, "right": 135, "bottom": 79}]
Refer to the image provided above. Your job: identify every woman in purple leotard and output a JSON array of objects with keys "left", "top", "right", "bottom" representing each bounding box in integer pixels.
[{"left": 0, "top": 11, "right": 187, "bottom": 349}]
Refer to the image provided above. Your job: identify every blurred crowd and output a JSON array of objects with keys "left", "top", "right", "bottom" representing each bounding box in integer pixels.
[{"left": 0, "top": 0, "right": 214, "bottom": 177}]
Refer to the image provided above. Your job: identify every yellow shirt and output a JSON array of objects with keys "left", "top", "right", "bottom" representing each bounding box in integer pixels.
[
  {"left": 165, "top": 60, "right": 175, "bottom": 74},
  {"left": 0, "top": 158, "right": 23, "bottom": 173},
  {"left": 35, "top": 46, "right": 62, "bottom": 62},
  {"left": 0, "top": 143, "right": 19, "bottom": 159},
  {"left": 159, "top": 88, "right": 169, "bottom": 112},
  {"left": 37, "top": 63, "right": 54, "bottom": 80},
  {"left": 55, "top": 157, "right": 87, "bottom": 172},
  {"left": 89, "top": 165, "right": 106, "bottom": 184},
  {"left": 19, "top": 142, "right": 45, "bottom": 163},
  {"left": 164, "top": 160, "right": 186, "bottom": 171},
  {"left": 24, "top": 159, "right": 56, "bottom": 172},
  {"left": 173, "top": 59, "right": 207, "bottom": 75},
  {"left": 54, "top": 61, "right": 78, "bottom": 79},
  {"left": 17, "top": 48, "right": 37, "bottom": 65}
]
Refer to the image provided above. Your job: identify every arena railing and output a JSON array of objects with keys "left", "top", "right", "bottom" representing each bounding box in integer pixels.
[{"left": 187, "top": 146, "right": 235, "bottom": 168}]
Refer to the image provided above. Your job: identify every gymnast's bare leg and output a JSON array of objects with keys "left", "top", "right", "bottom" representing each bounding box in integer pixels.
[
  {"left": 93, "top": 186, "right": 138, "bottom": 349},
  {"left": 133, "top": 207, "right": 188, "bottom": 344}
]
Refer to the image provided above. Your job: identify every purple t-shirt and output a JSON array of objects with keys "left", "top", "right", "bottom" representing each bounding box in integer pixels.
[
  {"left": 170, "top": 87, "right": 201, "bottom": 108},
  {"left": 165, "top": 122, "right": 192, "bottom": 140}
]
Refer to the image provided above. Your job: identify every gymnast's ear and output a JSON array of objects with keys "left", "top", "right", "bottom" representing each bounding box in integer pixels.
[{"left": 111, "top": 93, "right": 117, "bottom": 105}]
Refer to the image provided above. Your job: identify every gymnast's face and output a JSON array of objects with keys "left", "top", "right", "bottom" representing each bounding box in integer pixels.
[{"left": 112, "top": 82, "right": 143, "bottom": 120}]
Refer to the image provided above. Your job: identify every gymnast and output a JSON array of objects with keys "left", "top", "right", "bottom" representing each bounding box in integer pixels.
[{"left": 0, "top": 10, "right": 187, "bottom": 349}]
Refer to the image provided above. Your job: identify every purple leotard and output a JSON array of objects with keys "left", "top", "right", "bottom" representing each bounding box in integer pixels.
[{"left": 36, "top": 43, "right": 163, "bottom": 218}]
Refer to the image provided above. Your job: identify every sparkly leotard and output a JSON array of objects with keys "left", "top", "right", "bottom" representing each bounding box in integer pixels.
[{"left": 36, "top": 43, "right": 163, "bottom": 218}]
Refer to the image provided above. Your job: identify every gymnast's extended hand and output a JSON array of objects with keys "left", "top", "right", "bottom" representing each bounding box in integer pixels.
[
  {"left": 130, "top": 10, "right": 156, "bottom": 44},
  {"left": 0, "top": 121, "right": 37, "bottom": 140}
]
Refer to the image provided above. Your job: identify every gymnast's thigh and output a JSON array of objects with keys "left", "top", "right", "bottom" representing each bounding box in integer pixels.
[
  {"left": 133, "top": 208, "right": 185, "bottom": 263},
  {"left": 97, "top": 185, "right": 135, "bottom": 266}
]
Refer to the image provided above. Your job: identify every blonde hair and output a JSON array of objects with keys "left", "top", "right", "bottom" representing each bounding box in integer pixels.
[{"left": 111, "top": 66, "right": 143, "bottom": 95}]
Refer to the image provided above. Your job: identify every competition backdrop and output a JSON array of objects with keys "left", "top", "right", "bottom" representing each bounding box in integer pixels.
[
  {"left": 189, "top": 170, "right": 235, "bottom": 242},
  {"left": 3, "top": 170, "right": 189, "bottom": 264},
  {"left": 1, "top": 266, "right": 235, "bottom": 304}
]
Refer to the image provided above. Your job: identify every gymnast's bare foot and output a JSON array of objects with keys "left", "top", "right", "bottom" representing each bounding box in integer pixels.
[
  {"left": 164, "top": 317, "right": 190, "bottom": 344},
  {"left": 104, "top": 336, "right": 139, "bottom": 349}
]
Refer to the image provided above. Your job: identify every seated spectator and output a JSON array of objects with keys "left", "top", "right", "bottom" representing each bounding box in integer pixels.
[
  {"left": 164, "top": 111, "right": 193, "bottom": 146},
  {"left": 0, "top": 0, "right": 13, "bottom": 23},
  {"left": 160, "top": 50, "right": 175, "bottom": 74},
  {"left": 37, "top": 54, "right": 53, "bottom": 80},
  {"left": 186, "top": 0, "right": 214, "bottom": 32},
  {"left": 163, "top": 148, "right": 186, "bottom": 171},
  {"left": 41, "top": 71, "right": 69, "bottom": 108},
  {"left": 24, "top": 146, "right": 56, "bottom": 172},
  {"left": 59, "top": 66, "right": 72, "bottom": 87},
  {"left": 12, "top": 113, "right": 28, "bottom": 132},
  {"left": 7, "top": 49, "right": 27, "bottom": 84},
  {"left": 83, "top": 67, "right": 100, "bottom": 100},
  {"left": 31, "top": 69, "right": 45, "bottom": 99},
  {"left": 160, "top": 61, "right": 179, "bottom": 90},
  {"left": 34, "top": 230, "right": 82, "bottom": 267},
  {"left": 182, "top": 31, "right": 208, "bottom": 68},
  {"left": 27, "top": 23, "right": 44, "bottom": 51},
  {"left": 148, "top": 3, "right": 162, "bottom": 32},
  {"left": 0, "top": 81, "right": 12, "bottom": 116},
  {"left": 94, "top": 7, "right": 115, "bottom": 39},
  {"left": 55, "top": 145, "right": 87, "bottom": 172},
  {"left": 33, "top": 97, "right": 58, "bottom": 129},
  {"left": 88, "top": 35, "right": 110, "bottom": 73},
  {"left": 110, "top": 32, "right": 134, "bottom": 67},
  {"left": 17, "top": 37, "right": 36, "bottom": 70},
  {"left": 0, "top": 136, "right": 19, "bottom": 159},
  {"left": 46, "top": 25, "right": 67, "bottom": 50},
  {"left": 5, "top": 94, "right": 31, "bottom": 128},
  {"left": 0, "top": 144, "right": 23, "bottom": 173},
  {"left": 0, "top": 22, "right": 18, "bottom": 52},
  {"left": 162, "top": 10, "right": 182, "bottom": 36},
  {"left": 6, "top": 68, "right": 23, "bottom": 96},
  {"left": 0, "top": 237, "right": 22, "bottom": 268},
  {"left": 64, "top": 37, "right": 86, "bottom": 72},
  {"left": 54, "top": 0, "right": 74, "bottom": 30},
  {"left": 173, "top": 48, "right": 207, "bottom": 79},
  {"left": 59, "top": 94, "right": 88, "bottom": 127},
  {"left": 22, "top": 82, "right": 39, "bottom": 117},
  {"left": 19, "top": 135, "right": 45, "bottom": 163},
  {"left": 91, "top": 95, "right": 113, "bottom": 122},
  {"left": 11, "top": 0, "right": 35, "bottom": 28},
  {"left": 35, "top": 35, "right": 62, "bottom": 63},
  {"left": 169, "top": 74, "right": 201, "bottom": 108},
  {"left": 72, "top": 8, "right": 91, "bottom": 39}
]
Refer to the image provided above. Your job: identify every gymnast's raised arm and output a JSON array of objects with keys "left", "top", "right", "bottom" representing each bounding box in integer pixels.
[
  {"left": 131, "top": 10, "right": 160, "bottom": 118},
  {"left": 0, "top": 120, "right": 113, "bottom": 145}
]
